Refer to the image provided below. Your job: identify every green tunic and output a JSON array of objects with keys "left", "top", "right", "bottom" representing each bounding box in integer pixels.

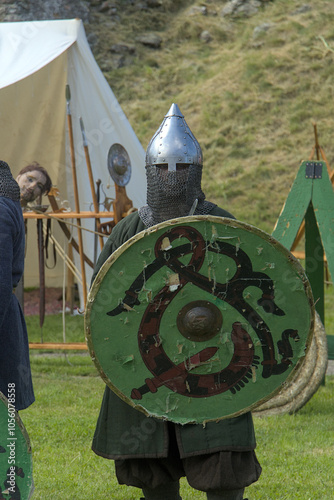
[{"left": 92, "top": 209, "right": 257, "bottom": 459}]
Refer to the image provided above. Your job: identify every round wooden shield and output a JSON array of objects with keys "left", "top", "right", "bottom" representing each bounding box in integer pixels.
[
  {"left": 85, "top": 216, "right": 314, "bottom": 424},
  {"left": 107, "top": 143, "right": 131, "bottom": 187},
  {"left": 0, "top": 392, "right": 34, "bottom": 499}
]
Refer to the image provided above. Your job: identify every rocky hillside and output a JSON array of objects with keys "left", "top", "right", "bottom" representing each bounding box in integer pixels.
[{"left": 1, "top": 0, "right": 333, "bottom": 233}]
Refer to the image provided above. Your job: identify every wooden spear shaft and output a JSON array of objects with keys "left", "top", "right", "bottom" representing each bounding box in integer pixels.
[
  {"left": 66, "top": 84, "right": 87, "bottom": 307},
  {"left": 80, "top": 117, "right": 104, "bottom": 251}
]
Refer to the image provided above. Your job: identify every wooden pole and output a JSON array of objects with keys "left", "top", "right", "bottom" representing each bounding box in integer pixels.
[
  {"left": 66, "top": 84, "right": 87, "bottom": 307},
  {"left": 47, "top": 190, "right": 94, "bottom": 268},
  {"left": 113, "top": 184, "right": 134, "bottom": 224},
  {"left": 80, "top": 117, "right": 104, "bottom": 251},
  {"left": 94, "top": 179, "right": 101, "bottom": 265},
  {"left": 29, "top": 342, "right": 87, "bottom": 350}
]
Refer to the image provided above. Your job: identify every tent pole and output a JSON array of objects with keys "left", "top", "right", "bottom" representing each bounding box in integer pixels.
[{"left": 66, "top": 84, "right": 87, "bottom": 307}]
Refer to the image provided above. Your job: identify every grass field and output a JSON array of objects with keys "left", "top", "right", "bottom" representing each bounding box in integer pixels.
[
  {"left": 3, "top": 0, "right": 334, "bottom": 496},
  {"left": 23, "top": 350, "right": 333, "bottom": 500},
  {"left": 21, "top": 296, "right": 334, "bottom": 500}
]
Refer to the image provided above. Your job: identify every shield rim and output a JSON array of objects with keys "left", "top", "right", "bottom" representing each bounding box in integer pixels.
[
  {"left": 0, "top": 391, "right": 32, "bottom": 453},
  {"left": 85, "top": 215, "right": 315, "bottom": 423},
  {"left": 0, "top": 391, "right": 34, "bottom": 498}
]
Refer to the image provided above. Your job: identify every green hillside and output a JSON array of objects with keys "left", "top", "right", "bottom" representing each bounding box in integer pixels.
[{"left": 87, "top": 0, "right": 334, "bottom": 234}]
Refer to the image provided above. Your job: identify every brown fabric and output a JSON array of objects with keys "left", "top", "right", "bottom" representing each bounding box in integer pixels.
[{"left": 115, "top": 449, "right": 261, "bottom": 492}]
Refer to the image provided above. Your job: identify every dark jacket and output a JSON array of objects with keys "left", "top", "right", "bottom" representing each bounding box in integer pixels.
[
  {"left": 0, "top": 197, "right": 34, "bottom": 410},
  {"left": 91, "top": 208, "right": 257, "bottom": 459}
]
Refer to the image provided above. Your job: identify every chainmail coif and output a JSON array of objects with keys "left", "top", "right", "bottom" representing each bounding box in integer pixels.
[
  {"left": 139, "top": 164, "right": 216, "bottom": 227},
  {"left": 0, "top": 160, "right": 21, "bottom": 201}
]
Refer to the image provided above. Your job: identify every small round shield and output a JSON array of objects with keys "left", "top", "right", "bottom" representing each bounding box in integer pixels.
[
  {"left": 85, "top": 216, "right": 314, "bottom": 424},
  {"left": 107, "top": 143, "right": 131, "bottom": 186},
  {"left": 0, "top": 392, "right": 34, "bottom": 499}
]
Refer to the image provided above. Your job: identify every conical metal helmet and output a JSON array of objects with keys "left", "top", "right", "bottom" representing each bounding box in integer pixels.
[{"left": 145, "top": 103, "right": 203, "bottom": 171}]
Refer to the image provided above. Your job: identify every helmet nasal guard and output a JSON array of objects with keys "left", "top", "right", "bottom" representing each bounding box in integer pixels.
[{"left": 145, "top": 103, "right": 203, "bottom": 171}]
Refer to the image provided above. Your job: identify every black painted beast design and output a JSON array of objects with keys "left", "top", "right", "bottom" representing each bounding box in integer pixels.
[{"left": 107, "top": 226, "right": 300, "bottom": 398}]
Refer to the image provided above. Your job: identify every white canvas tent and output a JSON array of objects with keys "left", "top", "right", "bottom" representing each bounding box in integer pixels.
[{"left": 0, "top": 19, "right": 146, "bottom": 306}]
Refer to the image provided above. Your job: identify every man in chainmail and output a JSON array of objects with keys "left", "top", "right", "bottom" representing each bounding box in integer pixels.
[
  {"left": 91, "top": 104, "right": 261, "bottom": 500},
  {"left": 0, "top": 160, "right": 35, "bottom": 411},
  {"left": 139, "top": 104, "right": 218, "bottom": 226}
]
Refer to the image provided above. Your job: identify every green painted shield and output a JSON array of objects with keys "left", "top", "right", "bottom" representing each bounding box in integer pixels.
[
  {"left": 85, "top": 216, "right": 314, "bottom": 424},
  {"left": 0, "top": 392, "right": 34, "bottom": 499}
]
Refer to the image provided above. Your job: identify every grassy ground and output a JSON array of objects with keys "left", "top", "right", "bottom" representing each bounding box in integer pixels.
[
  {"left": 8, "top": 1, "right": 334, "bottom": 496},
  {"left": 22, "top": 285, "right": 334, "bottom": 500},
  {"left": 22, "top": 349, "right": 333, "bottom": 500},
  {"left": 2, "top": 1, "right": 333, "bottom": 495},
  {"left": 23, "top": 237, "right": 334, "bottom": 499}
]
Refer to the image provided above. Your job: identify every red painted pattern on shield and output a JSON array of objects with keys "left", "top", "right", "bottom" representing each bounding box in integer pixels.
[{"left": 131, "top": 226, "right": 256, "bottom": 399}]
